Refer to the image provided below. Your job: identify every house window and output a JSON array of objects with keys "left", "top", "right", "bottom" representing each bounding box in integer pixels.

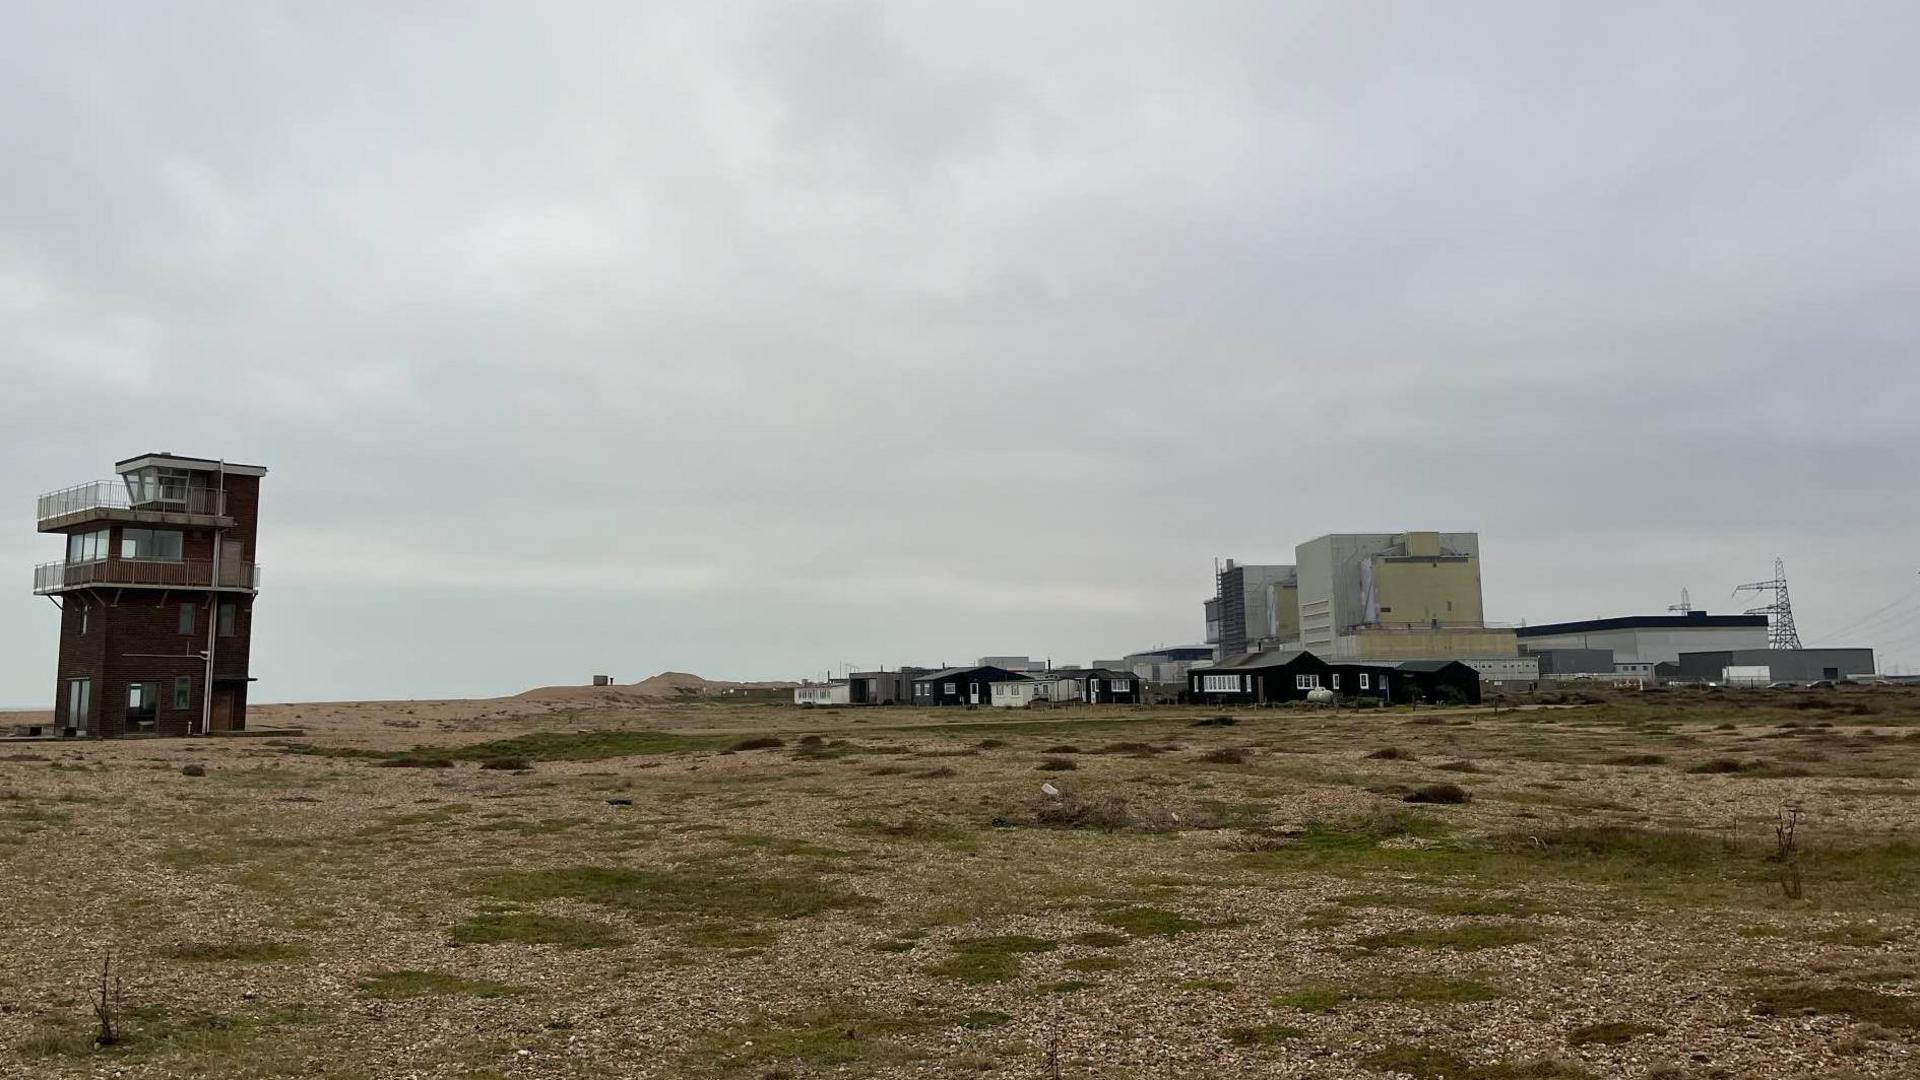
[
  {"left": 219, "top": 603, "right": 237, "bottom": 637},
  {"left": 1295, "top": 674, "right": 1320, "bottom": 690},
  {"left": 1201, "top": 674, "right": 1241, "bottom": 693},
  {"left": 67, "top": 529, "right": 110, "bottom": 563},
  {"left": 179, "top": 603, "right": 196, "bottom": 635},
  {"left": 1359, "top": 673, "right": 1371, "bottom": 690},
  {"left": 121, "top": 528, "right": 184, "bottom": 560},
  {"left": 174, "top": 677, "right": 191, "bottom": 711},
  {"left": 943, "top": 682, "right": 956, "bottom": 694},
  {"left": 1332, "top": 674, "right": 1341, "bottom": 690}
]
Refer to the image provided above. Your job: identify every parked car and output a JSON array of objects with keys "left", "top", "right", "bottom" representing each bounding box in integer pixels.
[
  {"left": 1766, "top": 681, "right": 1797, "bottom": 690},
  {"left": 1805, "top": 680, "right": 1837, "bottom": 690}
]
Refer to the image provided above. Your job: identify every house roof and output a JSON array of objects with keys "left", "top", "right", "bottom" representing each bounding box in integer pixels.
[
  {"left": 115, "top": 452, "right": 268, "bottom": 477},
  {"left": 1386, "top": 660, "right": 1474, "bottom": 673},
  {"left": 1207, "top": 649, "right": 1317, "bottom": 671},
  {"left": 913, "top": 666, "right": 1029, "bottom": 683}
]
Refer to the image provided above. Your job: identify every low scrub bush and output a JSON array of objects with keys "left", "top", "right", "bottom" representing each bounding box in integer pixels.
[
  {"left": 1405, "top": 783, "right": 1470, "bottom": 805},
  {"left": 1037, "top": 757, "right": 1077, "bottom": 772},
  {"left": 479, "top": 757, "right": 530, "bottom": 771},
  {"left": 729, "top": 737, "right": 786, "bottom": 752},
  {"left": 1367, "top": 747, "right": 1414, "bottom": 761}
]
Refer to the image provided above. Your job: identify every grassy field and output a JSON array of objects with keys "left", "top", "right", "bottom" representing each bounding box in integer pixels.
[{"left": 3, "top": 687, "right": 1919, "bottom": 1078}]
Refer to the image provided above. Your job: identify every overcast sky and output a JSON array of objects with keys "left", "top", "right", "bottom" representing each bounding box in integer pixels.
[{"left": 3, "top": 2, "right": 1918, "bottom": 704}]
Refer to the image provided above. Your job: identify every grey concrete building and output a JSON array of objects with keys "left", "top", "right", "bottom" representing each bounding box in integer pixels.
[{"left": 1675, "top": 648, "right": 1876, "bottom": 684}]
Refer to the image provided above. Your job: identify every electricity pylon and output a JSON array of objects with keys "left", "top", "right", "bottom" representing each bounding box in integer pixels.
[{"left": 1733, "top": 557, "right": 1802, "bottom": 650}]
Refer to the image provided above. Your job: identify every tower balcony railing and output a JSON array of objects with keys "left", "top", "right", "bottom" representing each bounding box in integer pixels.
[
  {"left": 36, "top": 481, "right": 226, "bottom": 526},
  {"left": 33, "top": 558, "right": 259, "bottom": 595}
]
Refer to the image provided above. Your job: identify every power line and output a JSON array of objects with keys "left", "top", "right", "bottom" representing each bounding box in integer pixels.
[{"left": 1806, "top": 589, "right": 1920, "bottom": 646}]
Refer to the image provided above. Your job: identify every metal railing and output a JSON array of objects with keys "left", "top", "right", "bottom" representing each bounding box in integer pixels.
[
  {"left": 33, "top": 558, "right": 259, "bottom": 594},
  {"left": 36, "top": 480, "right": 226, "bottom": 524}
]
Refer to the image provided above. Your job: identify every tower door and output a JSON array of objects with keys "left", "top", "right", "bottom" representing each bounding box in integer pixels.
[
  {"left": 210, "top": 688, "right": 236, "bottom": 732},
  {"left": 66, "top": 679, "right": 91, "bottom": 735}
]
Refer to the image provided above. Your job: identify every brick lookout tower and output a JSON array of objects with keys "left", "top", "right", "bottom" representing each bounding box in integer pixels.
[{"left": 34, "top": 453, "right": 266, "bottom": 737}]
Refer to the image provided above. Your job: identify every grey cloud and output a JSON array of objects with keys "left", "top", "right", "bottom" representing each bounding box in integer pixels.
[{"left": 4, "top": 1, "right": 1920, "bottom": 703}]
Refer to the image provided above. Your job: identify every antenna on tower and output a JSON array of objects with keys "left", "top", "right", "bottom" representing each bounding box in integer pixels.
[
  {"left": 1668, "top": 587, "right": 1694, "bottom": 614},
  {"left": 1732, "top": 557, "right": 1802, "bottom": 649}
]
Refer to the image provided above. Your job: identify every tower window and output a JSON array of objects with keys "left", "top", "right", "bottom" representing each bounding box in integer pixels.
[
  {"left": 174, "top": 677, "right": 191, "bottom": 711},
  {"left": 121, "top": 529, "right": 184, "bottom": 560},
  {"left": 218, "top": 603, "right": 237, "bottom": 637},
  {"left": 179, "top": 603, "right": 196, "bottom": 635}
]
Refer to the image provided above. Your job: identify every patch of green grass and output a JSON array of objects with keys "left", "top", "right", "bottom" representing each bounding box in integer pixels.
[
  {"left": 677, "top": 923, "right": 777, "bottom": 950},
  {"left": 843, "top": 817, "right": 971, "bottom": 843},
  {"left": 722, "top": 833, "right": 853, "bottom": 858},
  {"left": 1751, "top": 984, "right": 1920, "bottom": 1028},
  {"left": 1333, "top": 892, "right": 1548, "bottom": 917},
  {"left": 1819, "top": 924, "right": 1902, "bottom": 947},
  {"left": 1566, "top": 1021, "right": 1661, "bottom": 1046},
  {"left": 473, "top": 862, "right": 874, "bottom": 923},
  {"left": 929, "top": 935, "right": 1057, "bottom": 984},
  {"left": 702, "top": 1005, "right": 933, "bottom": 1069},
  {"left": 1095, "top": 906, "right": 1207, "bottom": 937},
  {"left": 1277, "top": 976, "right": 1501, "bottom": 1013},
  {"left": 399, "top": 730, "right": 727, "bottom": 764},
  {"left": 357, "top": 970, "right": 521, "bottom": 999},
  {"left": 1179, "top": 978, "right": 1236, "bottom": 992},
  {"left": 1225, "top": 1022, "right": 1305, "bottom": 1046},
  {"left": 1361, "top": 1044, "right": 1594, "bottom": 1079},
  {"left": 18, "top": 1004, "right": 323, "bottom": 1061},
  {"left": 1354, "top": 924, "right": 1543, "bottom": 952},
  {"left": 448, "top": 912, "right": 627, "bottom": 949},
  {"left": 168, "top": 941, "right": 309, "bottom": 963}
]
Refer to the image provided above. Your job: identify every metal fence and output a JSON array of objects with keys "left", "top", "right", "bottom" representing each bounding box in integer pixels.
[
  {"left": 36, "top": 480, "right": 226, "bottom": 524},
  {"left": 34, "top": 559, "right": 259, "bottom": 594}
]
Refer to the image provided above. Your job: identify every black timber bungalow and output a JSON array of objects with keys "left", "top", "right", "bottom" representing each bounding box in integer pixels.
[
  {"left": 913, "top": 665, "right": 1028, "bottom": 706},
  {"left": 1325, "top": 661, "right": 1397, "bottom": 703},
  {"left": 1188, "top": 650, "right": 1334, "bottom": 704}
]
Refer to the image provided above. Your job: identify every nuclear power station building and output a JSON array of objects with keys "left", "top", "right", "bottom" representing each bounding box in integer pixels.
[{"left": 1207, "top": 532, "right": 1532, "bottom": 684}]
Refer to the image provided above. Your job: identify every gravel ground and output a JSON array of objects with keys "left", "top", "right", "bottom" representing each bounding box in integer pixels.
[{"left": 1, "top": 688, "right": 1917, "bottom": 1079}]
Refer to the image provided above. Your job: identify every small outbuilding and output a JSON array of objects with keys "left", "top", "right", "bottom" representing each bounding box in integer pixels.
[
  {"left": 794, "top": 682, "right": 851, "bottom": 706},
  {"left": 1387, "top": 660, "right": 1482, "bottom": 705},
  {"left": 849, "top": 668, "right": 928, "bottom": 705}
]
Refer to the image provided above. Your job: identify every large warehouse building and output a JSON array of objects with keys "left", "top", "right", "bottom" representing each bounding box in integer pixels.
[{"left": 1516, "top": 612, "right": 1768, "bottom": 667}]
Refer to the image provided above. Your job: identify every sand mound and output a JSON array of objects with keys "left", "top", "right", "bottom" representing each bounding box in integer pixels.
[
  {"left": 513, "top": 672, "right": 799, "bottom": 703},
  {"left": 631, "top": 671, "right": 721, "bottom": 695}
]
